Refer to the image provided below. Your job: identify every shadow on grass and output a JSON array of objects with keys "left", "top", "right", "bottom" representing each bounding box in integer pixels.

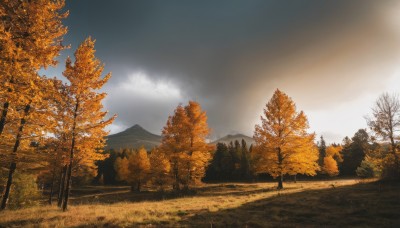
[
  {"left": 178, "top": 181, "right": 400, "bottom": 227},
  {"left": 68, "top": 181, "right": 331, "bottom": 206},
  {"left": 69, "top": 183, "right": 286, "bottom": 205}
]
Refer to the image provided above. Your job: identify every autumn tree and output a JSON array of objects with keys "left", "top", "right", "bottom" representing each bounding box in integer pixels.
[
  {"left": 61, "top": 37, "right": 115, "bottom": 211},
  {"left": 0, "top": 0, "right": 67, "bottom": 210},
  {"left": 326, "top": 145, "right": 343, "bottom": 164},
  {"left": 322, "top": 156, "right": 339, "bottom": 176},
  {"left": 159, "top": 101, "right": 213, "bottom": 190},
  {"left": 114, "top": 156, "right": 130, "bottom": 182},
  {"left": 114, "top": 147, "right": 151, "bottom": 191},
  {"left": 253, "top": 89, "right": 319, "bottom": 189},
  {"left": 149, "top": 148, "right": 171, "bottom": 191},
  {"left": 1, "top": 77, "right": 59, "bottom": 210},
  {"left": 0, "top": 0, "right": 67, "bottom": 136},
  {"left": 128, "top": 147, "right": 151, "bottom": 191},
  {"left": 367, "top": 93, "right": 400, "bottom": 177}
]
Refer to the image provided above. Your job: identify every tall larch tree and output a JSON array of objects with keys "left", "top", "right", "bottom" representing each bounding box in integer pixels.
[
  {"left": 160, "top": 101, "right": 213, "bottom": 190},
  {"left": 160, "top": 105, "right": 189, "bottom": 190},
  {"left": 61, "top": 37, "right": 115, "bottom": 211},
  {"left": 184, "top": 101, "right": 213, "bottom": 186},
  {"left": 253, "top": 89, "right": 319, "bottom": 189}
]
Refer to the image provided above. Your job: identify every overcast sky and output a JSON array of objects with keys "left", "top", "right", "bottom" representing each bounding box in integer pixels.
[{"left": 42, "top": 0, "right": 400, "bottom": 143}]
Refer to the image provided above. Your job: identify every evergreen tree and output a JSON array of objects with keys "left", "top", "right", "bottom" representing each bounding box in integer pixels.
[
  {"left": 340, "top": 129, "right": 369, "bottom": 176},
  {"left": 240, "top": 139, "right": 251, "bottom": 180},
  {"left": 318, "top": 136, "right": 327, "bottom": 168}
]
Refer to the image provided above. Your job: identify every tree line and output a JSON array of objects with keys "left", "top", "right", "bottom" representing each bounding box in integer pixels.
[{"left": 98, "top": 90, "right": 400, "bottom": 191}]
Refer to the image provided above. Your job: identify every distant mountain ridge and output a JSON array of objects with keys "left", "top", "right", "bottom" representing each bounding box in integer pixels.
[
  {"left": 105, "top": 124, "right": 162, "bottom": 151},
  {"left": 212, "top": 133, "right": 254, "bottom": 146},
  {"left": 105, "top": 124, "right": 254, "bottom": 151}
]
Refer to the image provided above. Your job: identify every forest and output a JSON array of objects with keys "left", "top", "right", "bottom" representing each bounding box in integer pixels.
[{"left": 1, "top": 0, "right": 400, "bottom": 227}]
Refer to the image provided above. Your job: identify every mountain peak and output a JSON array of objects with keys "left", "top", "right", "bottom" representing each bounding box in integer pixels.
[
  {"left": 126, "top": 124, "right": 145, "bottom": 131},
  {"left": 105, "top": 124, "right": 162, "bottom": 150}
]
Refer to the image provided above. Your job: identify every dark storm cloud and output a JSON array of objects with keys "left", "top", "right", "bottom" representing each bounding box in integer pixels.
[{"left": 56, "top": 0, "right": 400, "bottom": 142}]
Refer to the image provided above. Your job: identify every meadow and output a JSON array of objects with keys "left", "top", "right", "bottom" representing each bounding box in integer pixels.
[{"left": 1, "top": 179, "right": 399, "bottom": 227}]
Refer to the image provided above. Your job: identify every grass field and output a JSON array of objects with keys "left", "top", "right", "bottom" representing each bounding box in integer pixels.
[{"left": 1, "top": 179, "right": 400, "bottom": 227}]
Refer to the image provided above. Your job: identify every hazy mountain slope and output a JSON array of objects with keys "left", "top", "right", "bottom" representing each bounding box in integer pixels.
[
  {"left": 105, "top": 124, "right": 161, "bottom": 150},
  {"left": 212, "top": 134, "right": 255, "bottom": 146}
]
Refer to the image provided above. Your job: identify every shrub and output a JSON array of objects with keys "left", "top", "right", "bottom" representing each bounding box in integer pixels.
[
  {"left": 356, "top": 160, "right": 376, "bottom": 178},
  {"left": 8, "top": 172, "right": 41, "bottom": 209}
]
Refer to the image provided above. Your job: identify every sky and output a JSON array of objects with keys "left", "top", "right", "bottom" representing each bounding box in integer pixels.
[{"left": 42, "top": 0, "right": 400, "bottom": 143}]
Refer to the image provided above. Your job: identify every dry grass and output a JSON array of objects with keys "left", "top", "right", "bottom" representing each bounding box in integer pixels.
[{"left": 1, "top": 179, "right": 399, "bottom": 227}]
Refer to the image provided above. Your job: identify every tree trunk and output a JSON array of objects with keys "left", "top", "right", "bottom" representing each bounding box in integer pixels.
[
  {"left": 62, "top": 163, "right": 72, "bottom": 211},
  {"left": 173, "top": 163, "right": 180, "bottom": 191},
  {"left": 277, "top": 147, "right": 283, "bottom": 190},
  {"left": 48, "top": 168, "right": 56, "bottom": 205},
  {"left": 57, "top": 165, "right": 67, "bottom": 207},
  {"left": 277, "top": 174, "right": 283, "bottom": 189},
  {"left": 294, "top": 175, "right": 297, "bottom": 183},
  {"left": 390, "top": 136, "right": 399, "bottom": 169},
  {"left": 137, "top": 180, "right": 141, "bottom": 192},
  {"left": 0, "top": 104, "right": 30, "bottom": 210},
  {"left": 62, "top": 101, "right": 79, "bottom": 212},
  {"left": 0, "top": 101, "right": 9, "bottom": 136},
  {"left": 0, "top": 163, "right": 16, "bottom": 210}
]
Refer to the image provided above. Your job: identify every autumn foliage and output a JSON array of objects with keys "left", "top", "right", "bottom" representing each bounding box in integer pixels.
[
  {"left": 253, "top": 89, "right": 319, "bottom": 189},
  {"left": 0, "top": 1, "right": 114, "bottom": 211},
  {"left": 114, "top": 147, "right": 151, "bottom": 191},
  {"left": 159, "top": 101, "right": 213, "bottom": 190}
]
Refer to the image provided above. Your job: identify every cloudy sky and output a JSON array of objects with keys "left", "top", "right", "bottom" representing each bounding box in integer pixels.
[{"left": 43, "top": 0, "right": 400, "bottom": 143}]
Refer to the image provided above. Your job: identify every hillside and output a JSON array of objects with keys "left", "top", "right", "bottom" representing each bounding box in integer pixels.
[
  {"left": 105, "top": 124, "right": 161, "bottom": 150},
  {"left": 212, "top": 133, "right": 254, "bottom": 146}
]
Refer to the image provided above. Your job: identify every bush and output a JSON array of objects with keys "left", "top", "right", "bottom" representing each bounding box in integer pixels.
[
  {"left": 8, "top": 172, "right": 41, "bottom": 209},
  {"left": 356, "top": 160, "right": 376, "bottom": 178}
]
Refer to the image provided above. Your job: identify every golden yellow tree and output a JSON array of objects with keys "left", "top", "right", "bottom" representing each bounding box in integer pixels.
[
  {"left": 0, "top": 0, "right": 67, "bottom": 210},
  {"left": 61, "top": 37, "right": 115, "bottom": 211},
  {"left": 326, "top": 145, "right": 342, "bottom": 160},
  {"left": 114, "top": 156, "right": 130, "bottom": 182},
  {"left": 43, "top": 79, "right": 72, "bottom": 206},
  {"left": 1, "top": 76, "right": 59, "bottom": 210},
  {"left": 323, "top": 156, "right": 339, "bottom": 176},
  {"left": 114, "top": 147, "right": 151, "bottom": 192},
  {"left": 149, "top": 148, "right": 172, "bottom": 191},
  {"left": 0, "top": 0, "right": 67, "bottom": 136},
  {"left": 128, "top": 147, "right": 151, "bottom": 192},
  {"left": 159, "top": 101, "right": 212, "bottom": 190},
  {"left": 253, "top": 89, "right": 319, "bottom": 189}
]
